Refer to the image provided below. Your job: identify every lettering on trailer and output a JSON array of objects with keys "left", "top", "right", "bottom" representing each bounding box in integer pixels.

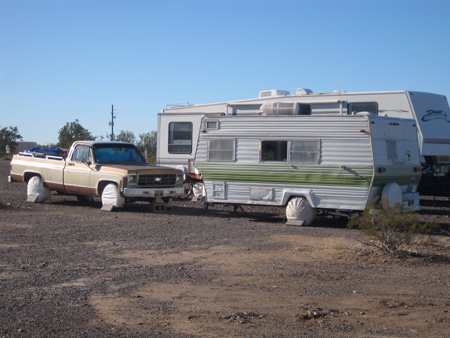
[{"left": 422, "top": 109, "right": 450, "bottom": 123}]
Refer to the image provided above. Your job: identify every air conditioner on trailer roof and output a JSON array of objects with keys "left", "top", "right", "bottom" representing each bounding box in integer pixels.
[{"left": 259, "top": 89, "right": 290, "bottom": 98}]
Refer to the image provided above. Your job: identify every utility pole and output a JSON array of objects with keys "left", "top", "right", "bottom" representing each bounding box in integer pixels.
[{"left": 109, "top": 105, "right": 115, "bottom": 140}]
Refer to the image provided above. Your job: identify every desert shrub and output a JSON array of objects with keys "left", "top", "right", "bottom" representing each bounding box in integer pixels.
[{"left": 348, "top": 198, "right": 437, "bottom": 254}]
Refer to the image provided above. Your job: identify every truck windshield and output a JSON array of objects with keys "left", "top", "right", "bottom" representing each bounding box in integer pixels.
[{"left": 93, "top": 144, "right": 146, "bottom": 164}]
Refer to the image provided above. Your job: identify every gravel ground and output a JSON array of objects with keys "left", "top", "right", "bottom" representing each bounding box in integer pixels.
[{"left": 1, "top": 158, "right": 450, "bottom": 337}]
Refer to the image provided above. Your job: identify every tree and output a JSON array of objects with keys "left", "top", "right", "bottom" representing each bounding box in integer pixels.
[
  {"left": 0, "top": 125, "right": 22, "bottom": 153},
  {"left": 137, "top": 131, "right": 157, "bottom": 163},
  {"left": 57, "top": 120, "right": 94, "bottom": 148},
  {"left": 115, "top": 130, "right": 136, "bottom": 143}
]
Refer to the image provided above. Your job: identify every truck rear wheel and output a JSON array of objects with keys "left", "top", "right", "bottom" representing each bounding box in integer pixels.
[
  {"left": 27, "top": 176, "right": 51, "bottom": 203},
  {"left": 101, "top": 183, "right": 125, "bottom": 209}
]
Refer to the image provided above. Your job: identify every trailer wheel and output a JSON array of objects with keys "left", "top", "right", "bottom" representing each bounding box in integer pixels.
[
  {"left": 101, "top": 183, "right": 125, "bottom": 209},
  {"left": 285, "top": 197, "right": 316, "bottom": 226},
  {"left": 27, "top": 176, "right": 51, "bottom": 203}
]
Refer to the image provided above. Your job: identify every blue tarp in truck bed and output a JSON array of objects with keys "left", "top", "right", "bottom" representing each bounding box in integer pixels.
[{"left": 25, "top": 147, "right": 63, "bottom": 156}]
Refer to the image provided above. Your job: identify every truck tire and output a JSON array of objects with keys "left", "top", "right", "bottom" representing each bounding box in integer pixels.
[
  {"left": 286, "top": 196, "right": 316, "bottom": 226},
  {"left": 27, "top": 176, "right": 51, "bottom": 203},
  {"left": 101, "top": 183, "right": 125, "bottom": 209}
]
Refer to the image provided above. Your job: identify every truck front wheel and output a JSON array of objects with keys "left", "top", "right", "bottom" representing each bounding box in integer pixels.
[
  {"left": 27, "top": 176, "right": 51, "bottom": 203},
  {"left": 101, "top": 183, "right": 125, "bottom": 209}
]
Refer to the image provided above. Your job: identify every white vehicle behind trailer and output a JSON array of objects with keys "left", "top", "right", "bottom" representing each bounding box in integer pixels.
[
  {"left": 157, "top": 89, "right": 450, "bottom": 182},
  {"left": 193, "top": 114, "right": 422, "bottom": 224}
]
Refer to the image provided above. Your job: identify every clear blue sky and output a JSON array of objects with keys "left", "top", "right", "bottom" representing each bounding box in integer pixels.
[{"left": 1, "top": 0, "right": 450, "bottom": 145}]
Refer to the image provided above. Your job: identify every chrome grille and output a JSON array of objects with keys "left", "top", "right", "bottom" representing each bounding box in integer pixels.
[{"left": 137, "top": 174, "right": 177, "bottom": 187}]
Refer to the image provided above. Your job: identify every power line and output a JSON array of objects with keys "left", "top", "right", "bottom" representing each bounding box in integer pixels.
[
  {"left": 113, "top": 105, "right": 157, "bottom": 112},
  {"left": 111, "top": 105, "right": 159, "bottom": 116},
  {"left": 113, "top": 112, "right": 157, "bottom": 117}
]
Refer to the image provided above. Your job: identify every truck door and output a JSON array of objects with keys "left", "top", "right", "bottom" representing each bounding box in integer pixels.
[{"left": 64, "top": 144, "right": 95, "bottom": 195}]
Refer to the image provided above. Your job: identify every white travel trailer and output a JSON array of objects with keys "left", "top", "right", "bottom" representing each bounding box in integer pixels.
[
  {"left": 157, "top": 89, "right": 450, "bottom": 181},
  {"left": 193, "top": 114, "right": 422, "bottom": 224}
]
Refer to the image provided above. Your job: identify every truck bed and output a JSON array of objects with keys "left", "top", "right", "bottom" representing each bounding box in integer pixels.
[{"left": 9, "top": 152, "right": 66, "bottom": 191}]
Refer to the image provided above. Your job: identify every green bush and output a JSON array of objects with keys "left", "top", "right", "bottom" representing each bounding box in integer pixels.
[{"left": 348, "top": 198, "right": 437, "bottom": 254}]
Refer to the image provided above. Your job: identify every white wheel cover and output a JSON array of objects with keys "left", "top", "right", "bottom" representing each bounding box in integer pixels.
[
  {"left": 193, "top": 182, "right": 205, "bottom": 198},
  {"left": 286, "top": 197, "right": 316, "bottom": 225},
  {"left": 381, "top": 182, "right": 403, "bottom": 209},
  {"left": 27, "top": 176, "right": 50, "bottom": 203},
  {"left": 102, "top": 183, "right": 125, "bottom": 208}
]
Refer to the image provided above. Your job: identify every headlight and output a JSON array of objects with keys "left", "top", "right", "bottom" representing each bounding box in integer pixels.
[{"left": 128, "top": 174, "right": 137, "bottom": 185}]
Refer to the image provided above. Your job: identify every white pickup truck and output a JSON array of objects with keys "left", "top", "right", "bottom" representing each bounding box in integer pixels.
[{"left": 9, "top": 141, "right": 184, "bottom": 210}]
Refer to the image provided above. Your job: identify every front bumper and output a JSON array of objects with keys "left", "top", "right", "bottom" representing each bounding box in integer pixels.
[{"left": 123, "top": 187, "right": 184, "bottom": 198}]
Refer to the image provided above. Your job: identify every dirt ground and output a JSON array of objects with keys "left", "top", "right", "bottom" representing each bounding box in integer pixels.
[{"left": 1, "top": 158, "right": 450, "bottom": 338}]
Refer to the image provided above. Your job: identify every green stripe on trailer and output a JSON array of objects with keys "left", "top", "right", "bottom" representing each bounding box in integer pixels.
[{"left": 196, "top": 162, "right": 374, "bottom": 187}]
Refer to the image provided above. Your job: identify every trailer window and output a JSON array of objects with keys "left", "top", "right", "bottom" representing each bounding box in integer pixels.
[
  {"left": 207, "top": 139, "right": 235, "bottom": 162},
  {"left": 261, "top": 141, "right": 287, "bottom": 162},
  {"left": 206, "top": 120, "right": 219, "bottom": 130},
  {"left": 347, "top": 102, "right": 378, "bottom": 115},
  {"left": 168, "top": 122, "right": 192, "bottom": 154},
  {"left": 290, "top": 140, "right": 320, "bottom": 164},
  {"left": 261, "top": 140, "right": 320, "bottom": 163}
]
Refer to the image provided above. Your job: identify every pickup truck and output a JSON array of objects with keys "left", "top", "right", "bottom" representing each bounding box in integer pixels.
[{"left": 8, "top": 141, "right": 184, "bottom": 210}]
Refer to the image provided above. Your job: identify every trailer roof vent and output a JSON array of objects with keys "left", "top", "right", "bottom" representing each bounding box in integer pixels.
[
  {"left": 259, "top": 89, "right": 290, "bottom": 98},
  {"left": 296, "top": 88, "right": 313, "bottom": 95}
]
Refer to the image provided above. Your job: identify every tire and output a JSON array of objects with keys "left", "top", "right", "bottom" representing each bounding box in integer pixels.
[
  {"left": 286, "top": 196, "right": 316, "bottom": 225},
  {"left": 27, "top": 176, "right": 51, "bottom": 203},
  {"left": 101, "top": 183, "right": 125, "bottom": 209}
]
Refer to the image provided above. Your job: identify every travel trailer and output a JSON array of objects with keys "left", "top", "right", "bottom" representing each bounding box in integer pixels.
[
  {"left": 157, "top": 89, "right": 450, "bottom": 182},
  {"left": 193, "top": 114, "right": 422, "bottom": 224}
]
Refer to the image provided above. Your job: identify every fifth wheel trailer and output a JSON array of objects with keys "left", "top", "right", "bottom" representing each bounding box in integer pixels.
[{"left": 157, "top": 89, "right": 450, "bottom": 181}]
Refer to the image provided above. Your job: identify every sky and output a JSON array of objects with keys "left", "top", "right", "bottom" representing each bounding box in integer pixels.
[{"left": 1, "top": 0, "right": 450, "bottom": 145}]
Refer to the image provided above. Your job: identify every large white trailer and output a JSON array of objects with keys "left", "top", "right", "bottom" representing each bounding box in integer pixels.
[{"left": 157, "top": 89, "right": 450, "bottom": 181}]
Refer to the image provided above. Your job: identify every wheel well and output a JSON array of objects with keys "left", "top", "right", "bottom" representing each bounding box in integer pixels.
[
  {"left": 24, "top": 172, "right": 41, "bottom": 183},
  {"left": 283, "top": 194, "right": 311, "bottom": 207},
  {"left": 97, "top": 181, "right": 117, "bottom": 196}
]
